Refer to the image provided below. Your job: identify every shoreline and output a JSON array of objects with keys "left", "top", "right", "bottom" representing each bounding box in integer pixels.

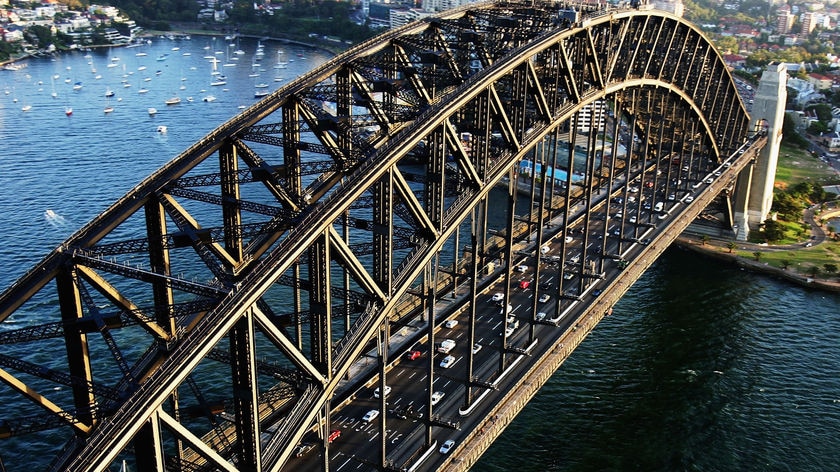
[
  {"left": 674, "top": 236, "right": 840, "bottom": 292},
  {"left": 1, "top": 28, "right": 340, "bottom": 68}
]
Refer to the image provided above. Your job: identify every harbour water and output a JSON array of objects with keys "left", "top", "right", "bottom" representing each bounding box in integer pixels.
[{"left": 1, "top": 38, "right": 839, "bottom": 471}]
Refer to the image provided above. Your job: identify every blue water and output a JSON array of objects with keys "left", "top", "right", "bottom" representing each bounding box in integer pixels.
[{"left": 1, "top": 38, "right": 840, "bottom": 472}]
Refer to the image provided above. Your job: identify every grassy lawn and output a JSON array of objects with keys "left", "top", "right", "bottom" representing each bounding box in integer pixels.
[
  {"left": 776, "top": 142, "right": 840, "bottom": 189},
  {"left": 735, "top": 245, "right": 837, "bottom": 273}
]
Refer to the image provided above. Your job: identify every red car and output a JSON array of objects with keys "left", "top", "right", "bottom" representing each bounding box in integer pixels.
[
  {"left": 406, "top": 350, "right": 422, "bottom": 361},
  {"left": 519, "top": 280, "right": 530, "bottom": 289},
  {"left": 328, "top": 429, "right": 341, "bottom": 443}
]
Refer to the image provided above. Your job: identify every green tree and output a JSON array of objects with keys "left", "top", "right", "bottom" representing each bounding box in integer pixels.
[
  {"left": 807, "top": 121, "right": 829, "bottom": 135},
  {"left": 763, "top": 219, "right": 785, "bottom": 242},
  {"left": 726, "top": 241, "right": 737, "bottom": 253},
  {"left": 807, "top": 103, "right": 833, "bottom": 121},
  {"left": 824, "top": 263, "right": 838, "bottom": 278},
  {"left": 807, "top": 265, "right": 821, "bottom": 278},
  {"left": 701, "top": 235, "right": 710, "bottom": 246},
  {"left": 782, "top": 112, "right": 808, "bottom": 147},
  {"left": 753, "top": 251, "right": 762, "bottom": 261},
  {"left": 780, "top": 259, "right": 792, "bottom": 270}
]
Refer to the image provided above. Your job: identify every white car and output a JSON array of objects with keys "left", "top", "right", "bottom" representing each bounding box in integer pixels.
[
  {"left": 500, "top": 304, "right": 513, "bottom": 315},
  {"left": 362, "top": 409, "right": 379, "bottom": 422},
  {"left": 431, "top": 391, "right": 445, "bottom": 406},
  {"left": 684, "top": 196, "right": 694, "bottom": 203},
  {"left": 538, "top": 293, "right": 550, "bottom": 303},
  {"left": 373, "top": 385, "right": 391, "bottom": 398},
  {"left": 439, "top": 439, "right": 455, "bottom": 454},
  {"left": 504, "top": 326, "right": 514, "bottom": 337},
  {"left": 438, "top": 339, "right": 456, "bottom": 354},
  {"left": 516, "top": 265, "right": 528, "bottom": 273},
  {"left": 491, "top": 292, "right": 504, "bottom": 303},
  {"left": 536, "top": 312, "right": 547, "bottom": 321},
  {"left": 564, "top": 235, "right": 573, "bottom": 243},
  {"left": 472, "top": 343, "right": 482, "bottom": 354},
  {"left": 444, "top": 319, "right": 458, "bottom": 328},
  {"left": 440, "top": 355, "right": 456, "bottom": 368}
]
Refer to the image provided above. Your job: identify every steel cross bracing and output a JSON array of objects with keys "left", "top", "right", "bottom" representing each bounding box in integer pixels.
[{"left": 0, "top": 2, "right": 761, "bottom": 471}]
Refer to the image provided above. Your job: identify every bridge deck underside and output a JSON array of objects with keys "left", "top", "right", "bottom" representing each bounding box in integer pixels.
[{"left": 0, "top": 2, "right": 760, "bottom": 471}]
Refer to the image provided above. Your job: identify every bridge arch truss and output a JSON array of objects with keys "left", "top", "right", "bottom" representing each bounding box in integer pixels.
[{"left": 0, "top": 2, "right": 754, "bottom": 471}]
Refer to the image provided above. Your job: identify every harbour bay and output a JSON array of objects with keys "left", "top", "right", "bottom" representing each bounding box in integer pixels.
[{"left": 0, "top": 37, "right": 839, "bottom": 472}]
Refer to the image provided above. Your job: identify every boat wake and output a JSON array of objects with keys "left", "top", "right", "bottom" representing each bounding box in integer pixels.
[{"left": 44, "top": 209, "right": 68, "bottom": 227}]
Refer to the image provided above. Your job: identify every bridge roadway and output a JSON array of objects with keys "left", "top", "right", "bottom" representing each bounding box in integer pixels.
[{"left": 284, "top": 136, "right": 767, "bottom": 471}]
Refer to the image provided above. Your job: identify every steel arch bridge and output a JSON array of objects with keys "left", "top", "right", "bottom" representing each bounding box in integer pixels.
[{"left": 0, "top": 2, "right": 762, "bottom": 471}]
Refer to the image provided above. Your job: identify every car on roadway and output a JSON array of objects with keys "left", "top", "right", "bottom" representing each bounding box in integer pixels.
[
  {"left": 440, "top": 439, "right": 455, "bottom": 454},
  {"left": 705, "top": 177, "right": 713, "bottom": 184},
  {"left": 328, "top": 429, "right": 341, "bottom": 443},
  {"left": 472, "top": 343, "right": 483, "bottom": 354},
  {"left": 491, "top": 292, "right": 504, "bottom": 303},
  {"left": 444, "top": 319, "right": 458, "bottom": 328},
  {"left": 294, "top": 442, "right": 315, "bottom": 457},
  {"left": 519, "top": 280, "right": 531, "bottom": 289},
  {"left": 564, "top": 235, "right": 573, "bottom": 243},
  {"left": 373, "top": 385, "right": 391, "bottom": 398},
  {"left": 362, "top": 409, "right": 379, "bottom": 422},
  {"left": 516, "top": 265, "right": 528, "bottom": 273},
  {"left": 406, "top": 350, "right": 422, "bottom": 361},
  {"left": 438, "top": 339, "right": 456, "bottom": 353},
  {"left": 536, "top": 312, "right": 547, "bottom": 321},
  {"left": 538, "top": 293, "right": 550, "bottom": 303},
  {"left": 431, "top": 391, "right": 445, "bottom": 406},
  {"left": 440, "top": 355, "right": 456, "bottom": 368},
  {"left": 500, "top": 304, "right": 513, "bottom": 315},
  {"left": 504, "top": 325, "right": 515, "bottom": 337},
  {"left": 684, "top": 196, "right": 694, "bottom": 203}
]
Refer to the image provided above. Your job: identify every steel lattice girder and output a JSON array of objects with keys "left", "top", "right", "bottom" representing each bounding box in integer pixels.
[{"left": 0, "top": 3, "right": 752, "bottom": 471}]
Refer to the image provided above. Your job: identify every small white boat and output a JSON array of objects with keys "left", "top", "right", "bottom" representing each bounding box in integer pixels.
[
  {"left": 202, "top": 95, "right": 216, "bottom": 102},
  {"left": 21, "top": 104, "right": 32, "bottom": 112},
  {"left": 148, "top": 107, "right": 158, "bottom": 115},
  {"left": 164, "top": 96, "right": 181, "bottom": 105},
  {"left": 156, "top": 125, "right": 167, "bottom": 133},
  {"left": 104, "top": 106, "right": 114, "bottom": 114},
  {"left": 65, "top": 107, "right": 73, "bottom": 116}
]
